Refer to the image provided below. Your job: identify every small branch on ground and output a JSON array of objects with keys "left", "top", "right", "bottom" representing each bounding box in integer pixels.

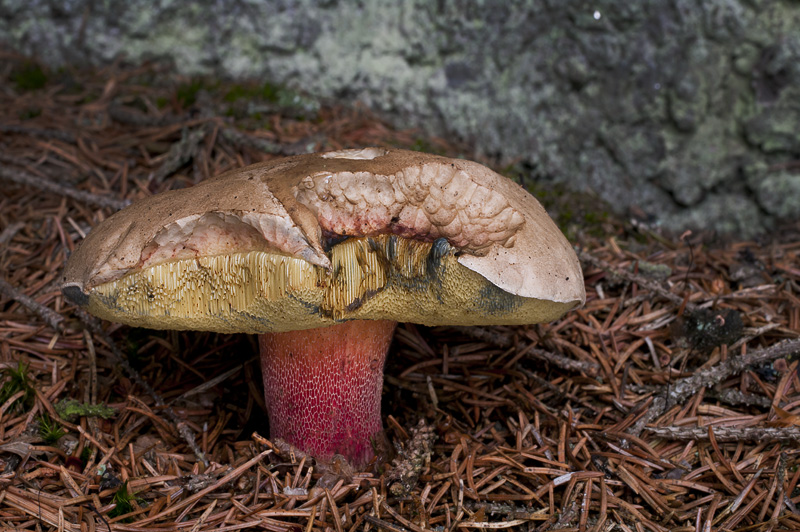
[
  {"left": 0, "top": 124, "right": 77, "bottom": 143},
  {"left": 647, "top": 426, "right": 800, "bottom": 444},
  {"left": 666, "top": 338, "right": 800, "bottom": 404},
  {"left": 0, "top": 278, "right": 64, "bottom": 332},
  {"left": 628, "top": 338, "right": 800, "bottom": 437},
  {"left": 0, "top": 221, "right": 25, "bottom": 246},
  {"left": 0, "top": 166, "right": 130, "bottom": 211},
  {"left": 528, "top": 346, "right": 600, "bottom": 375},
  {"left": 152, "top": 126, "right": 207, "bottom": 184},
  {"left": 707, "top": 387, "right": 773, "bottom": 409}
]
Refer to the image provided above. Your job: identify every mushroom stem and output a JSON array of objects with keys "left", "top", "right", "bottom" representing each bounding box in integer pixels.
[{"left": 259, "top": 319, "right": 397, "bottom": 467}]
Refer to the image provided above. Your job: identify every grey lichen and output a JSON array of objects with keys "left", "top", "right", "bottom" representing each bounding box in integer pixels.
[
  {"left": 753, "top": 171, "right": 800, "bottom": 220},
  {"left": 3, "top": 0, "right": 800, "bottom": 235}
]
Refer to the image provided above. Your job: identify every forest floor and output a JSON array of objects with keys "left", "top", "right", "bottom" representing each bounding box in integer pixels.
[{"left": 1, "top": 55, "right": 800, "bottom": 531}]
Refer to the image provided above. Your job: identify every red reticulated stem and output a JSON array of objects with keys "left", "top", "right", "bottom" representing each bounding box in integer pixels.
[{"left": 259, "top": 320, "right": 397, "bottom": 468}]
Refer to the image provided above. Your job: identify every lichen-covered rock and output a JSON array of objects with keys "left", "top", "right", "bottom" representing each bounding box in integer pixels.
[
  {"left": 662, "top": 118, "right": 745, "bottom": 208},
  {"left": 753, "top": 170, "right": 800, "bottom": 221},
  {"left": 663, "top": 194, "right": 768, "bottom": 238},
  {"left": 2, "top": 0, "right": 799, "bottom": 234},
  {"left": 745, "top": 89, "right": 800, "bottom": 153}
]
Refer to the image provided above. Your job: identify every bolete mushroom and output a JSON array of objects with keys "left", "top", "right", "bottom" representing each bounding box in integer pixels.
[{"left": 62, "top": 147, "right": 585, "bottom": 467}]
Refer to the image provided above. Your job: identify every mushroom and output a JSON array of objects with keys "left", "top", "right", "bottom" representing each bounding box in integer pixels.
[{"left": 62, "top": 147, "right": 585, "bottom": 467}]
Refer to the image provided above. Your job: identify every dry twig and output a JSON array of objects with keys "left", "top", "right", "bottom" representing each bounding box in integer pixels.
[{"left": 0, "top": 166, "right": 129, "bottom": 210}]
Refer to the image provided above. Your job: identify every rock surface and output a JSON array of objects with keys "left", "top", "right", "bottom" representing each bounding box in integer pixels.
[{"left": 2, "top": 0, "right": 799, "bottom": 236}]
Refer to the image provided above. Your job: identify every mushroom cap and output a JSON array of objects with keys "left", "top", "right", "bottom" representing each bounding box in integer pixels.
[{"left": 62, "top": 148, "right": 585, "bottom": 333}]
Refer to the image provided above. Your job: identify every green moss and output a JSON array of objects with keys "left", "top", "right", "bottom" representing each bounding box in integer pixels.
[
  {"left": 223, "top": 84, "right": 250, "bottom": 103},
  {"left": 175, "top": 79, "right": 207, "bottom": 107},
  {"left": 556, "top": 205, "right": 575, "bottom": 227},
  {"left": 224, "top": 81, "right": 318, "bottom": 119},
  {"left": 501, "top": 164, "right": 615, "bottom": 239},
  {"left": 582, "top": 210, "right": 609, "bottom": 226},
  {"left": 12, "top": 62, "right": 48, "bottom": 91},
  {"left": 38, "top": 413, "right": 67, "bottom": 444},
  {"left": 56, "top": 399, "right": 116, "bottom": 422},
  {"left": 108, "top": 481, "right": 144, "bottom": 521},
  {"left": 408, "top": 137, "right": 447, "bottom": 156},
  {"left": 259, "top": 82, "right": 302, "bottom": 107},
  {"left": 223, "top": 81, "right": 294, "bottom": 105},
  {"left": 0, "top": 361, "right": 34, "bottom": 412}
]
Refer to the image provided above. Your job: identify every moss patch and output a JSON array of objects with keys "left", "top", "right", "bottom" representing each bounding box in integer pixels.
[{"left": 12, "top": 61, "right": 48, "bottom": 91}]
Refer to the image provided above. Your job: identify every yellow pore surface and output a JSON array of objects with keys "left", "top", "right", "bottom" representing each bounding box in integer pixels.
[{"left": 87, "top": 235, "right": 576, "bottom": 333}]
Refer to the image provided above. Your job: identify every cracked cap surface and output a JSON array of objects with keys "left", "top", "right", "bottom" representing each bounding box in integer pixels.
[{"left": 62, "top": 148, "right": 585, "bottom": 332}]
